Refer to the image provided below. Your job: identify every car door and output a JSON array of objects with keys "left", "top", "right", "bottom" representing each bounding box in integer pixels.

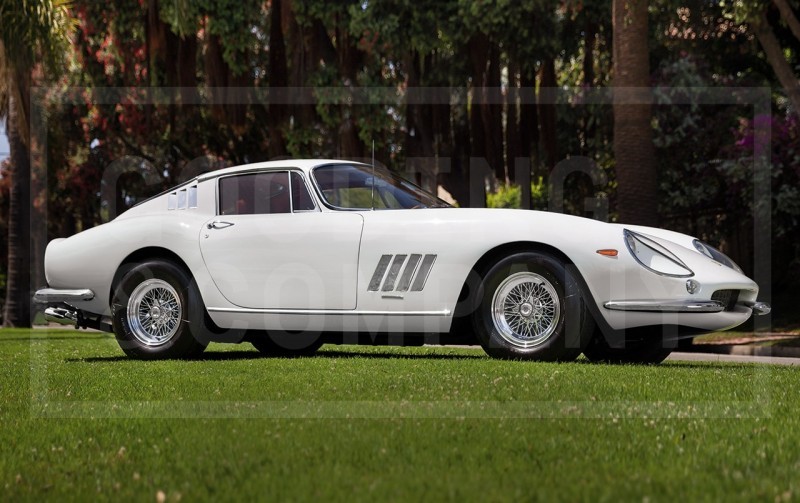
[{"left": 199, "top": 170, "right": 363, "bottom": 310}]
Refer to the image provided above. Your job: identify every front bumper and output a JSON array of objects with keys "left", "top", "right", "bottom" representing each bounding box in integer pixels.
[{"left": 604, "top": 299, "right": 771, "bottom": 316}]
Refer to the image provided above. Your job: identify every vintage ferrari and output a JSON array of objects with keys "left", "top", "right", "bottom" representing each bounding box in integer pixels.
[{"left": 34, "top": 159, "right": 770, "bottom": 363}]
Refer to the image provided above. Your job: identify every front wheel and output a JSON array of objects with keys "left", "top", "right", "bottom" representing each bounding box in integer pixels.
[
  {"left": 471, "top": 252, "right": 594, "bottom": 361},
  {"left": 112, "top": 260, "right": 207, "bottom": 359}
]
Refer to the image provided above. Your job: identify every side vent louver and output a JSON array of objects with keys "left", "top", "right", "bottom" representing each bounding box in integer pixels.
[
  {"left": 167, "top": 185, "right": 198, "bottom": 210},
  {"left": 368, "top": 254, "right": 437, "bottom": 292}
]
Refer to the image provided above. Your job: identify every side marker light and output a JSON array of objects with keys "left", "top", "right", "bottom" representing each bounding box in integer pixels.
[{"left": 596, "top": 249, "right": 618, "bottom": 257}]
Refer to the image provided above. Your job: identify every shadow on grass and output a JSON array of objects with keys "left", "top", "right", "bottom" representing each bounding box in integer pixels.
[
  {"left": 65, "top": 355, "right": 746, "bottom": 370},
  {"left": 0, "top": 335, "right": 111, "bottom": 342},
  {"left": 315, "top": 349, "right": 485, "bottom": 360},
  {"left": 66, "top": 350, "right": 760, "bottom": 368},
  {"left": 68, "top": 351, "right": 265, "bottom": 363},
  {"left": 67, "top": 348, "right": 487, "bottom": 363}
]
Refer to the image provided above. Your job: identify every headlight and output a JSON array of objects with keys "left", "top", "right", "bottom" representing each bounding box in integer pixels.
[
  {"left": 692, "top": 239, "right": 742, "bottom": 273},
  {"left": 623, "top": 230, "right": 694, "bottom": 277}
]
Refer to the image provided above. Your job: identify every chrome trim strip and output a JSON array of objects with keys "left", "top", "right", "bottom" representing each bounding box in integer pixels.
[
  {"left": 396, "top": 254, "right": 422, "bottom": 292},
  {"left": 603, "top": 300, "right": 725, "bottom": 313},
  {"left": 410, "top": 254, "right": 436, "bottom": 292},
  {"left": 368, "top": 255, "right": 393, "bottom": 291},
  {"left": 287, "top": 168, "right": 294, "bottom": 212},
  {"left": 33, "top": 288, "right": 95, "bottom": 303},
  {"left": 382, "top": 254, "right": 407, "bottom": 291},
  {"left": 207, "top": 307, "right": 451, "bottom": 316}
]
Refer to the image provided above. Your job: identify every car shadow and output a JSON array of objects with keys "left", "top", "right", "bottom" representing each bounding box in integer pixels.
[
  {"left": 0, "top": 335, "right": 111, "bottom": 342},
  {"left": 66, "top": 347, "right": 487, "bottom": 363},
  {"left": 315, "top": 349, "right": 485, "bottom": 360},
  {"left": 572, "top": 358, "right": 775, "bottom": 369},
  {"left": 65, "top": 350, "right": 765, "bottom": 368}
]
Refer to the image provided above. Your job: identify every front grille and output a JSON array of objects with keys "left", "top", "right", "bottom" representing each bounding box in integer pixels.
[{"left": 711, "top": 290, "right": 740, "bottom": 312}]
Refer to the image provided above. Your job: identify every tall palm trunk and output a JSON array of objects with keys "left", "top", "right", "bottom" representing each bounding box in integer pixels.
[
  {"left": 612, "top": 0, "right": 658, "bottom": 226},
  {"left": 3, "top": 84, "right": 31, "bottom": 327}
]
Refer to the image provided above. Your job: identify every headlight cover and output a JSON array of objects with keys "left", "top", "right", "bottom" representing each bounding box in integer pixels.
[
  {"left": 692, "top": 239, "right": 743, "bottom": 273},
  {"left": 623, "top": 230, "right": 694, "bottom": 277}
]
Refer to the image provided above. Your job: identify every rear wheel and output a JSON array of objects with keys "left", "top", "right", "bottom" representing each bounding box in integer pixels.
[
  {"left": 471, "top": 252, "right": 594, "bottom": 361},
  {"left": 112, "top": 260, "right": 207, "bottom": 359}
]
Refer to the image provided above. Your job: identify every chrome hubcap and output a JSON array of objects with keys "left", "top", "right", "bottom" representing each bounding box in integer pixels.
[
  {"left": 491, "top": 272, "right": 561, "bottom": 348},
  {"left": 126, "top": 279, "right": 182, "bottom": 346}
]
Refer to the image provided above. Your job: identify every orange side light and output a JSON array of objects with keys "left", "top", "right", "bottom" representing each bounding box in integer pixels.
[{"left": 596, "top": 249, "right": 618, "bottom": 257}]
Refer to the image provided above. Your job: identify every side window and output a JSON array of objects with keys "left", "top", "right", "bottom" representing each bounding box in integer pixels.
[
  {"left": 219, "top": 172, "right": 291, "bottom": 215},
  {"left": 291, "top": 172, "right": 316, "bottom": 211}
]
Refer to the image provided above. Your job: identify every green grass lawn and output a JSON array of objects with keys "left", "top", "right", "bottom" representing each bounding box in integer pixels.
[{"left": 2, "top": 329, "right": 800, "bottom": 501}]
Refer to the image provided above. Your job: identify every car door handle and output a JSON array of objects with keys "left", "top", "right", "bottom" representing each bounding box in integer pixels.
[{"left": 207, "top": 221, "right": 235, "bottom": 229}]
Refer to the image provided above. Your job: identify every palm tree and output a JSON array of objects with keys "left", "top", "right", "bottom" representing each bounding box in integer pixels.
[
  {"left": 0, "top": 0, "right": 71, "bottom": 327},
  {"left": 612, "top": 0, "right": 658, "bottom": 226}
]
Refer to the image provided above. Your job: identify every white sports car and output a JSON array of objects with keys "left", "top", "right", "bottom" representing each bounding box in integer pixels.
[{"left": 34, "top": 159, "right": 769, "bottom": 363}]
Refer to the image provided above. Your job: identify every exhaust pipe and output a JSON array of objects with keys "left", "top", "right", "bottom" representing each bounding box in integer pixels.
[
  {"left": 43, "top": 306, "right": 114, "bottom": 333},
  {"left": 44, "top": 306, "right": 78, "bottom": 325}
]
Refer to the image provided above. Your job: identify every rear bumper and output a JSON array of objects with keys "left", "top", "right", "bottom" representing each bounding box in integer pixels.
[
  {"left": 33, "top": 288, "right": 95, "bottom": 304},
  {"left": 32, "top": 288, "right": 112, "bottom": 333}
]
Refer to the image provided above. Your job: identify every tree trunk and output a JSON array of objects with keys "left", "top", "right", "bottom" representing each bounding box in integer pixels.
[
  {"left": 505, "top": 62, "right": 520, "bottom": 185},
  {"left": 268, "top": 0, "right": 288, "bottom": 158},
  {"left": 583, "top": 18, "right": 596, "bottom": 86},
  {"left": 3, "top": 81, "right": 32, "bottom": 328},
  {"left": 468, "top": 34, "right": 489, "bottom": 166},
  {"left": 518, "top": 70, "right": 539, "bottom": 171},
  {"left": 612, "top": 0, "right": 659, "bottom": 226},
  {"left": 405, "top": 51, "right": 437, "bottom": 190},
  {"left": 334, "top": 25, "right": 365, "bottom": 159},
  {"left": 773, "top": 0, "right": 800, "bottom": 42},
  {"left": 285, "top": 1, "right": 322, "bottom": 154},
  {"left": 753, "top": 11, "right": 800, "bottom": 116},
  {"left": 438, "top": 97, "right": 471, "bottom": 208},
  {"left": 485, "top": 43, "right": 504, "bottom": 182},
  {"left": 437, "top": 48, "right": 471, "bottom": 207},
  {"left": 538, "top": 57, "right": 558, "bottom": 171},
  {"left": 583, "top": 17, "right": 597, "bottom": 155},
  {"left": 146, "top": 0, "right": 167, "bottom": 87},
  {"left": 205, "top": 35, "right": 248, "bottom": 134}
]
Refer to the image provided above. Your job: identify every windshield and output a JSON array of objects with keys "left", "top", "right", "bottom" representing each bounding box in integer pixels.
[{"left": 312, "top": 164, "right": 451, "bottom": 210}]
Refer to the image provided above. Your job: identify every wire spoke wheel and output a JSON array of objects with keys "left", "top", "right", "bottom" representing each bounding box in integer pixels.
[
  {"left": 126, "top": 279, "right": 183, "bottom": 347},
  {"left": 491, "top": 272, "right": 561, "bottom": 349}
]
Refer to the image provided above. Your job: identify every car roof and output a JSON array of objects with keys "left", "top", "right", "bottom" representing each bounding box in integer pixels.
[
  {"left": 131, "top": 159, "right": 372, "bottom": 210},
  {"left": 196, "top": 159, "right": 369, "bottom": 182}
]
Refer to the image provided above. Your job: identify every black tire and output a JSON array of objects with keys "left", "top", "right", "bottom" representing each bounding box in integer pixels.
[
  {"left": 471, "top": 251, "right": 594, "bottom": 361},
  {"left": 112, "top": 260, "right": 208, "bottom": 359},
  {"left": 582, "top": 331, "right": 673, "bottom": 364},
  {"left": 249, "top": 331, "right": 323, "bottom": 357}
]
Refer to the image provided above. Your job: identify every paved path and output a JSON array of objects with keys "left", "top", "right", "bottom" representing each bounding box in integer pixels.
[{"left": 668, "top": 351, "right": 800, "bottom": 366}]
